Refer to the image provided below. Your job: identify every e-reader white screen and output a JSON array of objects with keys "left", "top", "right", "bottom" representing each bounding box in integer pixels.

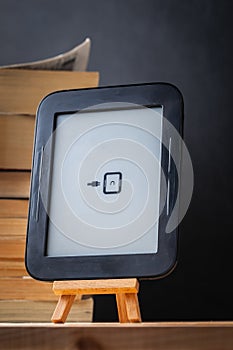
[{"left": 46, "top": 106, "right": 163, "bottom": 257}]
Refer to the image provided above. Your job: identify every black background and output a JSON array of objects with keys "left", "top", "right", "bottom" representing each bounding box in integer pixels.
[{"left": 0, "top": 0, "right": 232, "bottom": 321}]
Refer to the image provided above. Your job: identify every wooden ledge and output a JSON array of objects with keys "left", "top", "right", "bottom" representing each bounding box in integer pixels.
[
  {"left": 1, "top": 321, "right": 233, "bottom": 328},
  {"left": 1, "top": 322, "right": 233, "bottom": 350}
]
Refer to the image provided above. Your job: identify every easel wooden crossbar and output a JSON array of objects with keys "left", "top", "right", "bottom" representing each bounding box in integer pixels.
[{"left": 51, "top": 278, "right": 141, "bottom": 323}]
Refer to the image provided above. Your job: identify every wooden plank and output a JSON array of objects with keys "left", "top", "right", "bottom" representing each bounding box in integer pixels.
[
  {"left": 0, "top": 172, "right": 30, "bottom": 198},
  {"left": 0, "top": 260, "right": 27, "bottom": 277},
  {"left": 0, "top": 323, "right": 233, "bottom": 350},
  {"left": 0, "top": 278, "right": 56, "bottom": 301},
  {"left": 0, "top": 114, "right": 35, "bottom": 169},
  {"left": 53, "top": 278, "right": 139, "bottom": 295},
  {"left": 0, "top": 298, "right": 93, "bottom": 323},
  {"left": 0, "top": 200, "right": 28, "bottom": 218},
  {"left": 0, "top": 69, "right": 99, "bottom": 114},
  {"left": 1, "top": 321, "right": 233, "bottom": 328}
]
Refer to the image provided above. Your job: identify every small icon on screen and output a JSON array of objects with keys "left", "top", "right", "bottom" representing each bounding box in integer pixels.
[
  {"left": 87, "top": 181, "right": 101, "bottom": 187},
  {"left": 103, "top": 172, "right": 122, "bottom": 194}
]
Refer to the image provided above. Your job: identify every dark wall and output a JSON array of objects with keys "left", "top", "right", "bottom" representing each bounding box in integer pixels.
[{"left": 1, "top": 0, "right": 232, "bottom": 321}]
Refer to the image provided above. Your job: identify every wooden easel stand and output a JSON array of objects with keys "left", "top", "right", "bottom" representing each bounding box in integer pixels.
[{"left": 51, "top": 278, "right": 141, "bottom": 324}]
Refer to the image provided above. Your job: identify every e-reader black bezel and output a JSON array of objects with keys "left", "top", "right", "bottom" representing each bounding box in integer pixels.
[{"left": 25, "top": 83, "right": 183, "bottom": 281}]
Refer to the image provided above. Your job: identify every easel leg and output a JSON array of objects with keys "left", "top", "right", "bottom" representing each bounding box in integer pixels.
[
  {"left": 51, "top": 295, "right": 76, "bottom": 323},
  {"left": 116, "top": 293, "right": 141, "bottom": 323},
  {"left": 116, "top": 293, "right": 128, "bottom": 322}
]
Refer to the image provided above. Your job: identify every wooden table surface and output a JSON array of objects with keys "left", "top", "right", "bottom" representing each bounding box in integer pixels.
[{"left": 1, "top": 322, "right": 233, "bottom": 350}]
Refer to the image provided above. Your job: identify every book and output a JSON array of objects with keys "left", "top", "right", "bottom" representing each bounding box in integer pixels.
[
  {"left": 0, "top": 69, "right": 99, "bottom": 115},
  {"left": 0, "top": 298, "right": 93, "bottom": 322}
]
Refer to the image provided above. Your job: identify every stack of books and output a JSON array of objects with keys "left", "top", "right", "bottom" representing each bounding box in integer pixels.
[{"left": 0, "top": 69, "right": 99, "bottom": 322}]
